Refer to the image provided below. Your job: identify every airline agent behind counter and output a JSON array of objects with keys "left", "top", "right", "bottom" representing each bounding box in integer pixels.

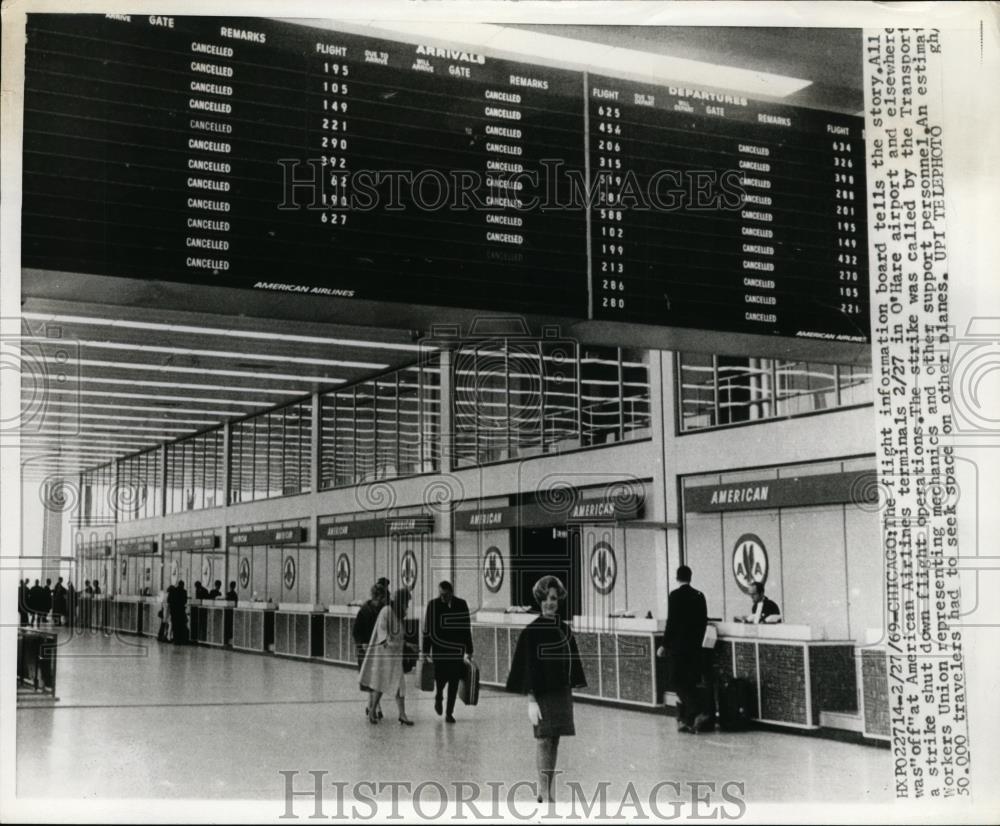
[{"left": 738, "top": 581, "right": 782, "bottom": 624}]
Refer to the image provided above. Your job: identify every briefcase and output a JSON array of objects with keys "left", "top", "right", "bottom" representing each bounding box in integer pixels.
[
  {"left": 419, "top": 658, "right": 436, "bottom": 692},
  {"left": 458, "top": 659, "right": 480, "bottom": 706}
]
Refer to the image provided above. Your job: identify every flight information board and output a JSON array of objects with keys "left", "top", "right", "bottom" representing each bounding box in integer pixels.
[{"left": 21, "top": 14, "right": 869, "bottom": 342}]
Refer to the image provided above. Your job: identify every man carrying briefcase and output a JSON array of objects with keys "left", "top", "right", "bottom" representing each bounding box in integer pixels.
[{"left": 421, "top": 580, "right": 473, "bottom": 723}]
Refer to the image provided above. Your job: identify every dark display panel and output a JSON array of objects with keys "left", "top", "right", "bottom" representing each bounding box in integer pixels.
[
  {"left": 22, "top": 14, "right": 869, "bottom": 342},
  {"left": 588, "top": 76, "right": 867, "bottom": 339}
]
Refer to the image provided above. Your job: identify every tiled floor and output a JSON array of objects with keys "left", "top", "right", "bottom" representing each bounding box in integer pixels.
[{"left": 16, "top": 628, "right": 892, "bottom": 810}]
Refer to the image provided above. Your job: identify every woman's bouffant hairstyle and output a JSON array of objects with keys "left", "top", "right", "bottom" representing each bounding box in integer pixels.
[
  {"left": 390, "top": 587, "right": 411, "bottom": 619},
  {"left": 532, "top": 575, "right": 568, "bottom": 606}
]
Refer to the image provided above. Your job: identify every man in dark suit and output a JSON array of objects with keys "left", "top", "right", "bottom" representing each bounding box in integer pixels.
[
  {"left": 743, "top": 581, "right": 781, "bottom": 624},
  {"left": 657, "top": 565, "right": 709, "bottom": 734},
  {"left": 421, "top": 580, "right": 473, "bottom": 723}
]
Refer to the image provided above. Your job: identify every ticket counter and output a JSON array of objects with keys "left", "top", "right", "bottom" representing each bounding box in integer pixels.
[
  {"left": 712, "top": 622, "right": 858, "bottom": 729},
  {"left": 200, "top": 600, "right": 235, "bottom": 647},
  {"left": 275, "top": 604, "right": 324, "bottom": 659},
  {"left": 858, "top": 633, "right": 891, "bottom": 741},
  {"left": 472, "top": 612, "right": 664, "bottom": 708},
  {"left": 112, "top": 595, "right": 143, "bottom": 635},
  {"left": 322, "top": 605, "right": 358, "bottom": 665},
  {"left": 232, "top": 602, "right": 276, "bottom": 653},
  {"left": 188, "top": 599, "right": 207, "bottom": 644},
  {"left": 139, "top": 597, "right": 164, "bottom": 638}
]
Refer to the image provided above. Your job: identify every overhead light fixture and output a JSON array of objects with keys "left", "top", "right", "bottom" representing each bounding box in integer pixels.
[
  {"left": 37, "top": 388, "right": 269, "bottom": 407},
  {"left": 73, "top": 359, "right": 346, "bottom": 384},
  {"left": 303, "top": 19, "right": 812, "bottom": 98},
  {"left": 22, "top": 312, "right": 426, "bottom": 352},
  {"left": 31, "top": 398, "right": 245, "bottom": 417},
  {"left": 74, "top": 377, "right": 301, "bottom": 395},
  {"left": 74, "top": 339, "right": 388, "bottom": 371},
  {"left": 26, "top": 410, "right": 222, "bottom": 426}
]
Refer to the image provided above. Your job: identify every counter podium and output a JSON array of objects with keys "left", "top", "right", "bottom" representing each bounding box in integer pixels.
[
  {"left": 322, "top": 605, "right": 358, "bottom": 665},
  {"left": 232, "top": 602, "right": 276, "bottom": 653},
  {"left": 201, "top": 600, "right": 235, "bottom": 647},
  {"left": 712, "top": 622, "right": 859, "bottom": 730},
  {"left": 139, "top": 597, "right": 164, "bottom": 638},
  {"left": 111, "top": 595, "right": 143, "bottom": 635},
  {"left": 275, "top": 604, "right": 324, "bottom": 659}
]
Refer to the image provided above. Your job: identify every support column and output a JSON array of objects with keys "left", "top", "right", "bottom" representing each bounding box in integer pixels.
[{"left": 310, "top": 393, "right": 321, "bottom": 606}]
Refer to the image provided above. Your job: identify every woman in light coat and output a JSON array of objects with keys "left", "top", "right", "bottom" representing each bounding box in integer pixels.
[{"left": 359, "top": 588, "right": 416, "bottom": 725}]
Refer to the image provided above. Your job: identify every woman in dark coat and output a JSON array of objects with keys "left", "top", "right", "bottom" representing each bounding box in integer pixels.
[{"left": 506, "top": 575, "right": 587, "bottom": 803}]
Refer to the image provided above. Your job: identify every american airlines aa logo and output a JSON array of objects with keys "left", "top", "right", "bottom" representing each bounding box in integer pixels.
[
  {"left": 483, "top": 546, "right": 503, "bottom": 593},
  {"left": 336, "top": 553, "right": 351, "bottom": 590},
  {"left": 400, "top": 550, "right": 418, "bottom": 590},
  {"left": 590, "top": 541, "right": 617, "bottom": 595},
  {"left": 238, "top": 557, "right": 250, "bottom": 589},
  {"left": 732, "top": 533, "right": 768, "bottom": 595},
  {"left": 283, "top": 555, "right": 297, "bottom": 589}
]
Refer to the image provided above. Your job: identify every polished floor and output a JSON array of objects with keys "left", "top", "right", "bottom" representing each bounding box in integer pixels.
[{"left": 16, "top": 627, "right": 891, "bottom": 811}]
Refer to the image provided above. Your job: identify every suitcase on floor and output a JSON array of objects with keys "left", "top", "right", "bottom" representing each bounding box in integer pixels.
[
  {"left": 458, "top": 659, "right": 480, "bottom": 706},
  {"left": 419, "top": 658, "right": 436, "bottom": 692},
  {"left": 719, "top": 678, "right": 754, "bottom": 731},
  {"left": 694, "top": 681, "right": 717, "bottom": 731}
]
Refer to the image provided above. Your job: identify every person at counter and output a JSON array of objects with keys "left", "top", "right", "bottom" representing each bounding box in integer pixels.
[
  {"left": 737, "top": 582, "right": 782, "bottom": 624},
  {"left": 194, "top": 581, "right": 209, "bottom": 600},
  {"left": 421, "top": 581, "right": 473, "bottom": 724},
  {"left": 208, "top": 580, "right": 222, "bottom": 600},
  {"left": 506, "top": 575, "right": 587, "bottom": 804},
  {"left": 168, "top": 580, "right": 190, "bottom": 644},
  {"left": 656, "top": 565, "right": 710, "bottom": 734},
  {"left": 84, "top": 580, "right": 93, "bottom": 596},
  {"left": 225, "top": 581, "right": 238, "bottom": 605},
  {"left": 52, "top": 577, "right": 67, "bottom": 626},
  {"left": 92, "top": 580, "right": 102, "bottom": 596}
]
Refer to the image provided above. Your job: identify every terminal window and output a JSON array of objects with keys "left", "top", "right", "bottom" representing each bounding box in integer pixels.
[{"left": 677, "top": 353, "right": 872, "bottom": 432}]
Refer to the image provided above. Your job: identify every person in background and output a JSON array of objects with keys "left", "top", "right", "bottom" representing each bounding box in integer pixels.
[
  {"left": 421, "top": 580, "right": 473, "bottom": 724},
  {"left": 28, "top": 579, "right": 43, "bottom": 627},
  {"left": 52, "top": 577, "right": 67, "bottom": 626},
  {"left": 168, "top": 580, "right": 189, "bottom": 644},
  {"left": 359, "top": 588, "right": 417, "bottom": 726},
  {"left": 157, "top": 585, "right": 174, "bottom": 642},
  {"left": 208, "top": 580, "right": 222, "bottom": 600},
  {"left": 42, "top": 578, "right": 53, "bottom": 624},
  {"left": 657, "top": 565, "right": 709, "bottom": 734},
  {"left": 92, "top": 580, "right": 101, "bottom": 596},
  {"left": 66, "top": 581, "right": 77, "bottom": 630},
  {"left": 193, "top": 581, "right": 209, "bottom": 600},
  {"left": 225, "top": 581, "right": 238, "bottom": 605},
  {"left": 18, "top": 579, "right": 29, "bottom": 626},
  {"left": 84, "top": 580, "right": 93, "bottom": 596},
  {"left": 741, "top": 581, "right": 781, "bottom": 624},
  {"left": 506, "top": 575, "right": 587, "bottom": 804},
  {"left": 354, "top": 583, "right": 388, "bottom": 720}
]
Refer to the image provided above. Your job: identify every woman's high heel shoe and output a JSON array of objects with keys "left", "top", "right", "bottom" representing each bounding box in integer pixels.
[
  {"left": 398, "top": 716, "right": 414, "bottom": 726},
  {"left": 377, "top": 708, "right": 383, "bottom": 720}
]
